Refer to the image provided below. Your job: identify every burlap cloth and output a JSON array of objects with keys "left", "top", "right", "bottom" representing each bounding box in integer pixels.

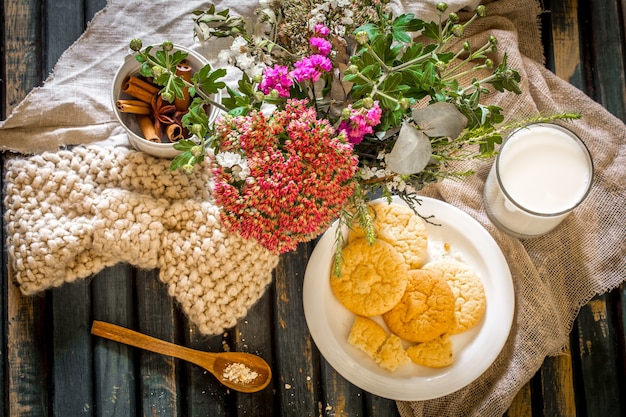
[{"left": 1, "top": 0, "right": 625, "bottom": 416}]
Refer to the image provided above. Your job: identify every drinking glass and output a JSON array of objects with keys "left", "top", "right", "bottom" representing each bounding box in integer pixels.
[{"left": 483, "top": 123, "right": 594, "bottom": 238}]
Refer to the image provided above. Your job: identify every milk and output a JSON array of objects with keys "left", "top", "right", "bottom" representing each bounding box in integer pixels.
[{"left": 483, "top": 124, "right": 593, "bottom": 238}]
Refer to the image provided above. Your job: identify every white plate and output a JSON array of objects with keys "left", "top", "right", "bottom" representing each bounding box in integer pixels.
[{"left": 303, "top": 196, "right": 514, "bottom": 401}]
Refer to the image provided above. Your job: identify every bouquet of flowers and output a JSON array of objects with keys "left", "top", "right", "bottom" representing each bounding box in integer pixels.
[{"left": 128, "top": 0, "right": 577, "bottom": 267}]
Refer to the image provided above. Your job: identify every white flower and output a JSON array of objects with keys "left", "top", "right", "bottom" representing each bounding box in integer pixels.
[
  {"left": 216, "top": 151, "right": 243, "bottom": 168},
  {"left": 231, "top": 163, "right": 251, "bottom": 181},
  {"left": 230, "top": 36, "right": 248, "bottom": 53},
  {"left": 216, "top": 152, "right": 250, "bottom": 181},
  {"left": 246, "top": 63, "right": 266, "bottom": 78},
  {"left": 236, "top": 53, "right": 256, "bottom": 70}
]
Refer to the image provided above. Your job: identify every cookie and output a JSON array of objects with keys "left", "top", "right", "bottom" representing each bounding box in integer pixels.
[
  {"left": 349, "top": 201, "right": 428, "bottom": 269},
  {"left": 382, "top": 269, "right": 455, "bottom": 342},
  {"left": 331, "top": 238, "right": 408, "bottom": 316},
  {"left": 406, "top": 333, "right": 454, "bottom": 368},
  {"left": 374, "top": 334, "right": 410, "bottom": 372},
  {"left": 348, "top": 316, "right": 388, "bottom": 358},
  {"left": 422, "top": 259, "right": 486, "bottom": 334}
]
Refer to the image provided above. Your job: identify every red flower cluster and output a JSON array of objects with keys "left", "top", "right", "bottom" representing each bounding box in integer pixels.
[{"left": 213, "top": 99, "right": 359, "bottom": 253}]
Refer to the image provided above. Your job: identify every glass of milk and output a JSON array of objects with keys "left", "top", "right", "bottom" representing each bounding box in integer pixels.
[{"left": 483, "top": 123, "right": 594, "bottom": 238}]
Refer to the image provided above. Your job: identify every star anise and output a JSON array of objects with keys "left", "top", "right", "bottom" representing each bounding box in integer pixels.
[{"left": 151, "top": 95, "right": 177, "bottom": 137}]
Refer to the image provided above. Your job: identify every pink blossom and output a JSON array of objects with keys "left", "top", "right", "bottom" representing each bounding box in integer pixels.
[
  {"left": 212, "top": 99, "right": 358, "bottom": 253},
  {"left": 338, "top": 101, "right": 383, "bottom": 144},
  {"left": 259, "top": 65, "right": 293, "bottom": 97},
  {"left": 291, "top": 54, "right": 332, "bottom": 83},
  {"left": 309, "top": 37, "right": 332, "bottom": 56},
  {"left": 314, "top": 23, "right": 330, "bottom": 37}
]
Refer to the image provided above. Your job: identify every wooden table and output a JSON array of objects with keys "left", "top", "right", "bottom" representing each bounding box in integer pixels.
[{"left": 1, "top": 1, "right": 624, "bottom": 416}]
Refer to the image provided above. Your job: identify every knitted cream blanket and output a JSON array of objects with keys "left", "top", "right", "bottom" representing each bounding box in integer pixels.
[{"left": 4, "top": 145, "right": 279, "bottom": 335}]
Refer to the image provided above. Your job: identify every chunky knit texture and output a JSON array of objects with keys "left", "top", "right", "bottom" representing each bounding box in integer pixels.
[{"left": 4, "top": 145, "right": 280, "bottom": 335}]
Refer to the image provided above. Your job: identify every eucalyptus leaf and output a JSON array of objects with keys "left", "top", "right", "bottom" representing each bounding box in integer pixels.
[
  {"left": 411, "top": 102, "right": 467, "bottom": 138},
  {"left": 387, "top": 122, "right": 432, "bottom": 175}
]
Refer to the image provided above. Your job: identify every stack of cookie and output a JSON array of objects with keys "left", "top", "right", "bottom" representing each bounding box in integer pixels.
[{"left": 330, "top": 202, "right": 486, "bottom": 372}]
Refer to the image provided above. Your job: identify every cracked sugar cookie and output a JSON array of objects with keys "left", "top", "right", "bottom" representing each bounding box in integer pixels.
[
  {"left": 382, "top": 269, "right": 455, "bottom": 343},
  {"left": 406, "top": 333, "right": 454, "bottom": 368},
  {"left": 349, "top": 201, "right": 429, "bottom": 269},
  {"left": 348, "top": 316, "right": 388, "bottom": 359},
  {"left": 330, "top": 238, "right": 408, "bottom": 316},
  {"left": 375, "top": 334, "right": 411, "bottom": 372},
  {"left": 422, "top": 259, "right": 486, "bottom": 334}
]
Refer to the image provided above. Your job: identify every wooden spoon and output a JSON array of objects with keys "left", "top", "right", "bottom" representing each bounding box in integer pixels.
[{"left": 91, "top": 320, "right": 272, "bottom": 393}]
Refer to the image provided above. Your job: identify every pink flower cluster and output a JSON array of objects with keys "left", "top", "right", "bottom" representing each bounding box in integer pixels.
[
  {"left": 259, "top": 24, "right": 333, "bottom": 96},
  {"left": 258, "top": 65, "right": 293, "bottom": 98},
  {"left": 338, "top": 101, "right": 383, "bottom": 144},
  {"left": 213, "top": 99, "right": 359, "bottom": 253}
]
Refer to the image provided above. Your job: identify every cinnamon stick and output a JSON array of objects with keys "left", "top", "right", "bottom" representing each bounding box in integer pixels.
[
  {"left": 136, "top": 115, "right": 161, "bottom": 143},
  {"left": 122, "top": 75, "right": 159, "bottom": 103},
  {"left": 125, "top": 75, "right": 159, "bottom": 94},
  {"left": 166, "top": 123, "right": 185, "bottom": 142},
  {"left": 175, "top": 61, "right": 192, "bottom": 111},
  {"left": 122, "top": 83, "right": 155, "bottom": 103},
  {"left": 116, "top": 99, "right": 151, "bottom": 115}
]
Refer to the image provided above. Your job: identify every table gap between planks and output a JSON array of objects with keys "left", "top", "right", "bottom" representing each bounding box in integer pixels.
[{"left": 1, "top": 0, "right": 624, "bottom": 416}]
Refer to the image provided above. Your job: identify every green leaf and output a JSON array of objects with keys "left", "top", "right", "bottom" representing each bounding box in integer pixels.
[
  {"left": 194, "top": 65, "right": 227, "bottom": 94},
  {"left": 172, "top": 139, "right": 197, "bottom": 151},
  {"left": 489, "top": 54, "right": 522, "bottom": 94},
  {"left": 392, "top": 14, "right": 424, "bottom": 32},
  {"left": 353, "top": 22, "right": 380, "bottom": 40},
  {"left": 391, "top": 14, "right": 423, "bottom": 43},
  {"left": 170, "top": 50, "right": 189, "bottom": 67},
  {"left": 400, "top": 43, "right": 424, "bottom": 62},
  {"left": 170, "top": 151, "right": 193, "bottom": 171},
  {"left": 421, "top": 21, "right": 440, "bottom": 41}
]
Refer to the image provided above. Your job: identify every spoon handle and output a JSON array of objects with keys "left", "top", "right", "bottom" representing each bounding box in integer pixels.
[{"left": 91, "top": 320, "right": 215, "bottom": 368}]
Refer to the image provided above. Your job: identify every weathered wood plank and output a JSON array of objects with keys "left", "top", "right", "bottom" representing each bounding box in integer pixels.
[
  {"left": 183, "top": 328, "right": 229, "bottom": 416},
  {"left": 544, "top": 0, "right": 586, "bottom": 89},
  {"left": 136, "top": 269, "right": 181, "bottom": 417},
  {"left": 44, "top": 0, "right": 86, "bottom": 74},
  {"left": 320, "top": 359, "right": 364, "bottom": 416},
  {"left": 573, "top": 296, "right": 623, "bottom": 417},
  {"left": 51, "top": 282, "right": 94, "bottom": 416},
  {"left": 364, "top": 393, "right": 402, "bottom": 417},
  {"left": 233, "top": 289, "right": 276, "bottom": 416},
  {"left": 581, "top": 0, "right": 626, "bottom": 120},
  {"left": 569, "top": 1, "right": 625, "bottom": 416},
  {"left": 3, "top": 1, "right": 48, "bottom": 416},
  {"left": 86, "top": 0, "right": 108, "bottom": 22},
  {"left": 2, "top": 0, "right": 43, "bottom": 113},
  {"left": 92, "top": 264, "right": 137, "bottom": 417},
  {"left": 6, "top": 277, "right": 50, "bottom": 417},
  {"left": 273, "top": 244, "right": 322, "bottom": 417},
  {"left": 46, "top": 1, "right": 101, "bottom": 414},
  {"left": 539, "top": 349, "right": 577, "bottom": 417}
]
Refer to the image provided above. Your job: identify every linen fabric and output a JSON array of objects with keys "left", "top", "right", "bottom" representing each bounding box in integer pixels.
[{"left": 1, "top": 0, "right": 625, "bottom": 416}]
